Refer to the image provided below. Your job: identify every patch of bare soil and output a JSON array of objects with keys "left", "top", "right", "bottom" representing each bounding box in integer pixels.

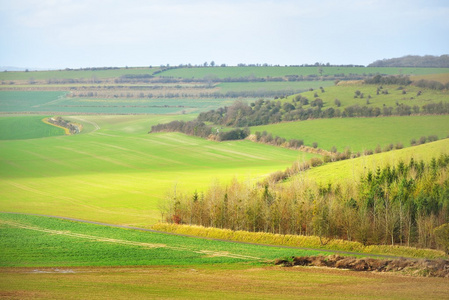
[{"left": 275, "top": 255, "right": 449, "bottom": 278}]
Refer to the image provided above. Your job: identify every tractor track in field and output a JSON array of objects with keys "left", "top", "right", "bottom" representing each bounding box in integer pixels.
[
  {"left": 0, "top": 212, "right": 405, "bottom": 259},
  {"left": 0, "top": 216, "right": 261, "bottom": 261}
]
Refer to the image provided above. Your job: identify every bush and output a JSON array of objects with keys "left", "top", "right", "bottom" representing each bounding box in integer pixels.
[{"left": 310, "top": 157, "right": 323, "bottom": 167}]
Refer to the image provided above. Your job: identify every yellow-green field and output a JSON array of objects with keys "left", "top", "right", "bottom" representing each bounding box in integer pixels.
[
  {"left": 0, "top": 115, "right": 312, "bottom": 226},
  {"left": 300, "top": 138, "right": 449, "bottom": 185}
]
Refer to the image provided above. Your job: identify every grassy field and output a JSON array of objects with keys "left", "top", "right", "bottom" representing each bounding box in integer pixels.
[
  {"left": 0, "top": 91, "right": 245, "bottom": 114},
  {"left": 298, "top": 138, "right": 449, "bottom": 185},
  {"left": 0, "top": 115, "right": 312, "bottom": 226},
  {"left": 156, "top": 66, "right": 449, "bottom": 79},
  {"left": 217, "top": 81, "right": 335, "bottom": 93},
  {"left": 1, "top": 213, "right": 448, "bottom": 299},
  {"left": 2, "top": 66, "right": 449, "bottom": 82},
  {"left": 0, "top": 91, "right": 68, "bottom": 112},
  {"left": 294, "top": 84, "right": 449, "bottom": 109},
  {"left": 0, "top": 213, "right": 329, "bottom": 267},
  {"left": 410, "top": 73, "right": 449, "bottom": 84},
  {"left": 0, "top": 67, "right": 160, "bottom": 81},
  {"left": 0, "top": 116, "right": 65, "bottom": 140},
  {"left": 251, "top": 115, "right": 449, "bottom": 152}
]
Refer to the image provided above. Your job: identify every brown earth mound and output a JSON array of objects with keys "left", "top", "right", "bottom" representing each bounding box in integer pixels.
[{"left": 274, "top": 255, "right": 449, "bottom": 278}]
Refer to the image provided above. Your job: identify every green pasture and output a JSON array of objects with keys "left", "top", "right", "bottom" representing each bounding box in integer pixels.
[
  {"left": 251, "top": 115, "right": 449, "bottom": 152},
  {"left": 0, "top": 115, "right": 310, "bottom": 226},
  {"left": 0, "top": 91, "right": 246, "bottom": 114},
  {"left": 3, "top": 214, "right": 448, "bottom": 300},
  {"left": 217, "top": 81, "right": 335, "bottom": 93},
  {"left": 0, "top": 116, "right": 65, "bottom": 140},
  {"left": 299, "top": 139, "right": 449, "bottom": 185},
  {"left": 2, "top": 66, "right": 449, "bottom": 82},
  {"left": 0, "top": 67, "right": 159, "bottom": 81},
  {"left": 0, "top": 91, "right": 68, "bottom": 112},
  {"left": 295, "top": 84, "right": 449, "bottom": 109},
  {"left": 0, "top": 213, "right": 328, "bottom": 267},
  {"left": 156, "top": 66, "right": 449, "bottom": 79}
]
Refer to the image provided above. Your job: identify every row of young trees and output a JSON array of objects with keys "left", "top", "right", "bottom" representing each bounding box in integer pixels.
[
  {"left": 161, "top": 154, "right": 449, "bottom": 250},
  {"left": 198, "top": 96, "right": 449, "bottom": 128}
]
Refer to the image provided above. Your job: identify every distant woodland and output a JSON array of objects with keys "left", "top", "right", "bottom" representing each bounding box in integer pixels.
[{"left": 368, "top": 55, "right": 449, "bottom": 68}]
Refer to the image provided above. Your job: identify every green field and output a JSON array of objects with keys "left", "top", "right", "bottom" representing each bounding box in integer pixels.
[
  {"left": 251, "top": 115, "right": 449, "bottom": 152},
  {"left": 217, "top": 81, "right": 335, "bottom": 93},
  {"left": 1, "top": 213, "right": 449, "bottom": 299},
  {"left": 0, "top": 116, "right": 65, "bottom": 140},
  {"left": 0, "top": 91, "right": 245, "bottom": 114},
  {"left": 157, "top": 66, "right": 449, "bottom": 79},
  {"left": 0, "top": 67, "right": 160, "bottom": 81},
  {"left": 0, "top": 91, "right": 68, "bottom": 112},
  {"left": 0, "top": 115, "right": 312, "bottom": 226},
  {"left": 300, "top": 138, "right": 449, "bottom": 185},
  {"left": 295, "top": 84, "right": 449, "bottom": 109},
  {"left": 0, "top": 213, "right": 328, "bottom": 267}
]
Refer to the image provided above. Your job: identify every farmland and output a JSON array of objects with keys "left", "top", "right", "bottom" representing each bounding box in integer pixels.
[
  {"left": 0, "top": 116, "right": 65, "bottom": 140},
  {"left": 251, "top": 115, "right": 449, "bottom": 152},
  {"left": 0, "top": 115, "right": 310, "bottom": 225},
  {"left": 155, "top": 66, "right": 449, "bottom": 79},
  {"left": 1, "top": 213, "right": 449, "bottom": 299},
  {"left": 1, "top": 65, "right": 449, "bottom": 298}
]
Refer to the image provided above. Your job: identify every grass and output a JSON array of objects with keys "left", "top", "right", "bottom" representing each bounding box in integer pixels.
[
  {"left": 0, "top": 91, "right": 244, "bottom": 114},
  {"left": 0, "top": 116, "right": 65, "bottom": 140},
  {"left": 1, "top": 213, "right": 448, "bottom": 299},
  {"left": 0, "top": 213, "right": 330, "bottom": 267},
  {"left": 156, "top": 66, "right": 449, "bottom": 79},
  {"left": 0, "top": 91, "right": 68, "bottom": 112},
  {"left": 250, "top": 115, "right": 449, "bottom": 152},
  {"left": 298, "top": 139, "right": 449, "bottom": 185},
  {"left": 293, "top": 84, "right": 449, "bottom": 110},
  {"left": 0, "top": 115, "right": 312, "bottom": 226},
  {"left": 152, "top": 223, "right": 447, "bottom": 259},
  {"left": 217, "top": 81, "right": 335, "bottom": 93},
  {"left": 410, "top": 73, "right": 449, "bottom": 84},
  {"left": 0, "top": 67, "right": 160, "bottom": 81}
]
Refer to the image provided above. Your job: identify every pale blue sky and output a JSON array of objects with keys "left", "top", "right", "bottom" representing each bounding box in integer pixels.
[{"left": 1, "top": 0, "right": 448, "bottom": 69}]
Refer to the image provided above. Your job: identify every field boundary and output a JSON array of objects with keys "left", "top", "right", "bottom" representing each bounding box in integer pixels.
[{"left": 0, "top": 212, "right": 405, "bottom": 259}]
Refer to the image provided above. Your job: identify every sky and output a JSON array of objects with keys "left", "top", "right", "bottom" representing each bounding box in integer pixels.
[{"left": 0, "top": 0, "right": 448, "bottom": 69}]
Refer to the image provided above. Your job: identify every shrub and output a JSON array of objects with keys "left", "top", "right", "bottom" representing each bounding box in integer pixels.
[{"left": 310, "top": 157, "right": 323, "bottom": 167}]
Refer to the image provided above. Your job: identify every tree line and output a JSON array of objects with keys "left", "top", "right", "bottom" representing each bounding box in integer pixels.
[
  {"left": 198, "top": 95, "right": 449, "bottom": 129},
  {"left": 161, "top": 154, "right": 449, "bottom": 250},
  {"left": 149, "top": 120, "right": 249, "bottom": 141},
  {"left": 368, "top": 55, "right": 449, "bottom": 68}
]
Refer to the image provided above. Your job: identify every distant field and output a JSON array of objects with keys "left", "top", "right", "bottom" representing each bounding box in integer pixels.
[
  {"left": 295, "top": 84, "right": 449, "bottom": 109},
  {"left": 251, "top": 115, "right": 449, "bottom": 152},
  {"left": 156, "top": 66, "right": 449, "bottom": 79},
  {"left": 410, "top": 73, "right": 449, "bottom": 84},
  {"left": 0, "top": 91, "right": 245, "bottom": 114},
  {"left": 217, "top": 81, "right": 335, "bottom": 93},
  {"left": 2, "top": 66, "right": 449, "bottom": 82},
  {"left": 0, "top": 115, "right": 311, "bottom": 226},
  {"left": 0, "top": 116, "right": 65, "bottom": 140},
  {"left": 0, "top": 67, "right": 159, "bottom": 81},
  {"left": 0, "top": 91, "right": 68, "bottom": 112},
  {"left": 299, "top": 139, "right": 449, "bottom": 185}
]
